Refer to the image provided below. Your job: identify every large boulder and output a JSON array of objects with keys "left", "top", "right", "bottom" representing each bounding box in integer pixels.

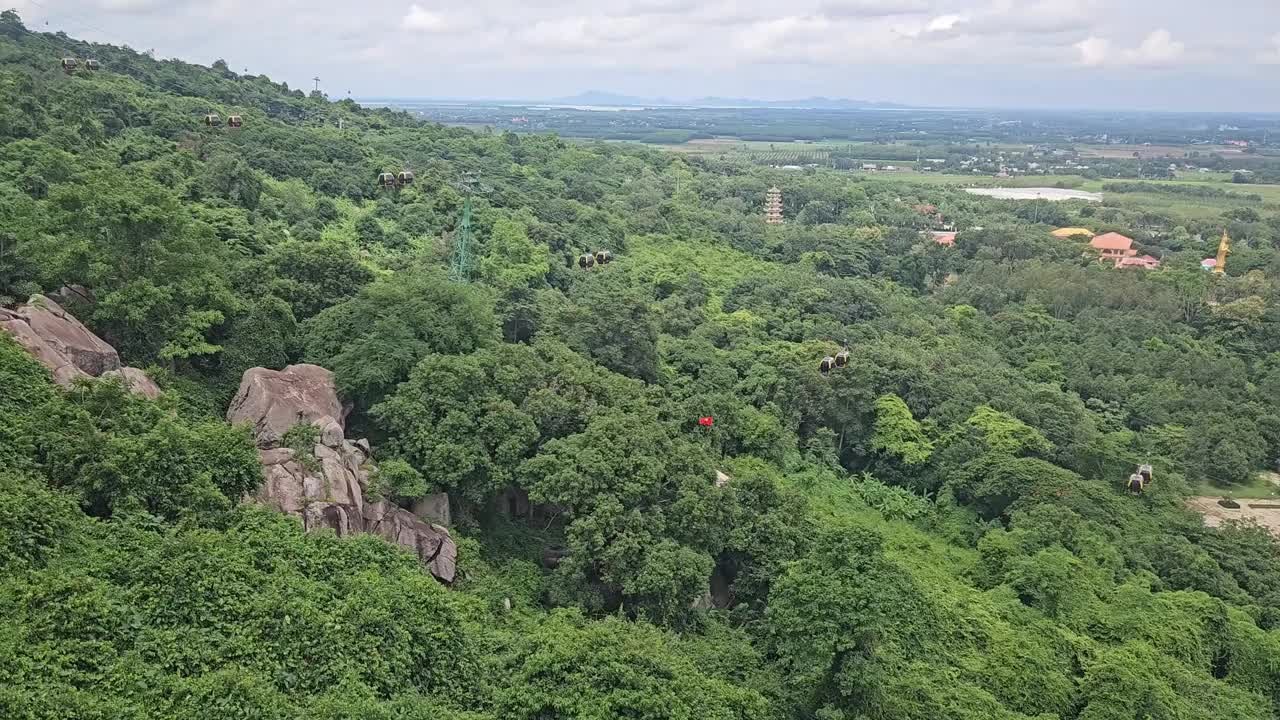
[
  {"left": 233, "top": 365, "right": 456, "bottom": 583},
  {"left": 362, "top": 500, "right": 457, "bottom": 583},
  {"left": 412, "top": 492, "right": 452, "bottom": 527},
  {"left": 0, "top": 306, "right": 89, "bottom": 386},
  {"left": 16, "top": 295, "right": 120, "bottom": 376},
  {"left": 101, "top": 366, "right": 162, "bottom": 400},
  {"left": 1, "top": 294, "right": 156, "bottom": 396},
  {"left": 226, "top": 364, "right": 346, "bottom": 448}
]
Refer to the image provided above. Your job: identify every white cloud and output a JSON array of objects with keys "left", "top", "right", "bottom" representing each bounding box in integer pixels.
[
  {"left": 1258, "top": 32, "right": 1280, "bottom": 64},
  {"left": 401, "top": 4, "right": 450, "bottom": 32},
  {"left": 926, "top": 13, "right": 964, "bottom": 32},
  {"left": 979, "top": 0, "right": 1094, "bottom": 33},
  {"left": 891, "top": 12, "right": 966, "bottom": 39},
  {"left": 1075, "top": 36, "right": 1108, "bottom": 65},
  {"left": 1123, "top": 29, "right": 1184, "bottom": 65},
  {"left": 734, "top": 15, "right": 833, "bottom": 59},
  {"left": 1074, "top": 29, "right": 1185, "bottom": 66},
  {"left": 97, "top": 0, "right": 196, "bottom": 13},
  {"left": 819, "top": 0, "right": 930, "bottom": 18}
]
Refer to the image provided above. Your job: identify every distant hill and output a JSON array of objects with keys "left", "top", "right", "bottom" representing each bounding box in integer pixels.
[{"left": 549, "top": 90, "right": 911, "bottom": 110}]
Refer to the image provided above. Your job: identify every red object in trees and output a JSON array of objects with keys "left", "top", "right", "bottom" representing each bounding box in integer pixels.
[{"left": 698, "top": 416, "right": 714, "bottom": 427}]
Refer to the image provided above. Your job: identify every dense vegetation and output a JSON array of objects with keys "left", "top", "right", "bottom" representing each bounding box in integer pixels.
[{"left": 4, "top": 13, "right": 1280, "bottom": 719}]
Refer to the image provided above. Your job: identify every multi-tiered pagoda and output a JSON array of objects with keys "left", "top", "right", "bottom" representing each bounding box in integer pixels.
[{"left": 764, "top": 186, "right": 784, "bottom": 224}]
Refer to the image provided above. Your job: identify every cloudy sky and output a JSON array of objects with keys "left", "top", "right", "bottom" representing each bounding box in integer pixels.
[{"left": 10, "top": 0, "right": 1280, "bottom": 110}]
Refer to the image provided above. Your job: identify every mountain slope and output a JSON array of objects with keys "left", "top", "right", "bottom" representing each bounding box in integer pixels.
[{"left": 2, "top": 12, "right": 1280, "bottom": 720}]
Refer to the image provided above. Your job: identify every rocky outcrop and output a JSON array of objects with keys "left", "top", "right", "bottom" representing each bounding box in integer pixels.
[
  {"left": 412, "top": 492, "right": 452, "bottom": 527},
  {"left": 231, "top": 365, "right": 457, "bottom": 583},
  {"left": 227, "top": 364, "right": 346, "bottom": 449},
  {"left": 0, "top": 294, "right": 157, "bottom": 396},
  {"left": 101, "top": 366, "right": 162, "bottom": 400}
]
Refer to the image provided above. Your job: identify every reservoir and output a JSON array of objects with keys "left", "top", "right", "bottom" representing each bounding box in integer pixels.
[{"left": 965, "top": 187, "right": 1103, "bottom": 202}]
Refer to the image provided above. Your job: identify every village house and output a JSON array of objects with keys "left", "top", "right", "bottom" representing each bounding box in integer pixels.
[
  {"left": 1118, "top": 255, "right": 1161, "bottom": 270},
  {"left": 1090, "top": 232, "right": 1138, "bottom": 266}
]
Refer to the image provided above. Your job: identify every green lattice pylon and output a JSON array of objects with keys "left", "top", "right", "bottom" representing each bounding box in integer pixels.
[{"left": 449, "top": 197, "right": 474, "bottom": 283}]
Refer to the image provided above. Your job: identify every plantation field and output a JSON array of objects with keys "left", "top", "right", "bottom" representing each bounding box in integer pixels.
[
  {"left": 834, "top": 171, "right": 1280, "bottom": 219},
  {"left": 1079, "top": 143, "right": 1249, "bottom": 159}
]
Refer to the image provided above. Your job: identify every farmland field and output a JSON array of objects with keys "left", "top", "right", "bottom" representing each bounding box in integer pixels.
[{"left": 1078, "top": 143, "right": 1250, "bottom": 159}]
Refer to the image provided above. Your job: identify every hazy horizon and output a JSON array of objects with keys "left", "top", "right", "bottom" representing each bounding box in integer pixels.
[
  {"left": 354, "top": 90, "right": 1280, "bottom": 115},
  {"left": 9, "top": 0, "right": 1280, "bottom": 112}
]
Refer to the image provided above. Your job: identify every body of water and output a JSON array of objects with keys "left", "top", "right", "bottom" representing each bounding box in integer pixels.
[{"left": 965, "top": 187, "right": 1103, "bottom": 202}]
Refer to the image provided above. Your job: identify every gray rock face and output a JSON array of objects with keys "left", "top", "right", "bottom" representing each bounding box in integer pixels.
[
  {"left": 362, "top": 500, "right": 457, "bottom": 583},
  {"left": 412, "top": 492, "right": 452, "bottom": 527},
  {"left": 49, "top": 284, "right": 95, "bottom": 310},
  {"left": 101, "top": 367, "right": 162, "bottom": 400},
  {"left": 233, "top": 365, "right": 456, "bottom": 583},
  {"left": 16, "top": 295, "right": 120, "bottom": 376},
  {"left": 0, "top": 305, "right": 89, "bottom": 386},
  {"left": 227, "top": 364, "right": 346, "bottom": 448},
  {"left": 1, "top": 294, "right": 155, "bottom": 396}
]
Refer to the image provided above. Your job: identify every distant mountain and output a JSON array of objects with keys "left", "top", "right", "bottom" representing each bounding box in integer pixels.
[{"left": 546, "top": 90, "right": 911, "bottom": 110}]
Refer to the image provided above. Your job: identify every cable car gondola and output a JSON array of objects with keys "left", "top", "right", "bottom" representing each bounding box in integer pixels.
[
  {"left": 594, "top": 250, "right": 612, "bottom": 265},
  {"left": 397, "top": 170, "right": 415, "bottom": 186},
  {"left": 84, "top": 59, "right": 100, "bottom": 71},
  {"left": 577, "top": 253, "right": 596, "bottom": 269},
  {"left": 61, "top": 58, "right": 77, "bottom": 73},
  {"left": 835, "top": 347, "right": 850, "bottom": 368},
  {"left": 204, "top": 113, "right": 222, "bottom": 127},
  {"left": 1126, "top": 473, "right": 1146, "bottom": 495},
  {"left": 1137, "top": 464, "right": 1153, "bottom": 485},
  {"left": 819, "top": 356, "right": 836, "bottom": 374},
  {"left": 377, "top": 172, "right": 398, "bottom": 189},
  {"left": 227, "top": 115, "right": 243, "bottom": 128}
]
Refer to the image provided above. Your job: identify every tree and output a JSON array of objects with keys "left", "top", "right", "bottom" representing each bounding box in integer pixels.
[
  {"left": 479, "top": 214, "right": 549, "bottom": 293},
  {"left": 767, "top": 527, "right": 932, "bottom": 718},
  {"left": 302, "top": 270, "right": 497, "bottom": 408},
  {"left": 519, "top": 409, "right": 728, "bottom": 622},
  {"left": 493, "top": 610, "right": 767, "bottom": 719},
  {"left": 554, "top": 275, "right": 660, "bottom": 383},
  {"left": 261, "top": 239, "right": 374, "bottom": 321},
  {"left": 871, "top": 393, "right": 933, "bottom": 466}
]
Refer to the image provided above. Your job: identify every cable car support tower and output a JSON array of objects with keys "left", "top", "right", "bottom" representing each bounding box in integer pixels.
[{"left": 449, "top": 197, "right": 475, "bottom": 283}]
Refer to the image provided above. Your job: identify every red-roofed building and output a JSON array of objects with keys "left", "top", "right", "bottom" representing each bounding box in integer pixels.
[
  {"left": 1090, "top": 232, "right": 1137, "bottom": 266},
  {"left": 914, "top": 204, "right": 946, "bottom": 229},
  {"left": 1118, "top": 255, "right": 1161, "bottom": 270},
  {"left": 931, "top": 231, "right": 957, "bottom": 247}
]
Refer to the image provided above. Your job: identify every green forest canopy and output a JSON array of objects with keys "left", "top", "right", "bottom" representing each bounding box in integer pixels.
[{"left": 3, "top": 12, "right": 1280, "bottom": 719}]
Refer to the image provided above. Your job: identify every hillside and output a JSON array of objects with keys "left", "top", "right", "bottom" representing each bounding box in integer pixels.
[{"left": 3, "top": 12, "right": 1280, "bottom": 720}]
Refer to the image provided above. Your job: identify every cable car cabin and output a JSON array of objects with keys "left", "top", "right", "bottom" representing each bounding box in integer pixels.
[
  {"left": 397, "top": 171, "right": 415, "bottom": 186},
  {"left": 1138, "top": 464, "right": 1153, "bottom": 485},
  {"left": 204, "top": 113, "right": 222, "bottom": 127},
  {"left": 835, "top": 349, "right": 850, "bottom": 368},
  {"left": 594, "top": 250, "right": 612, "bottom": 265},
  {"left": 578, "top": 254, "right": 596, "bottom": 269},
  {"left": 1126, "top": 473, "right": 1146, "bottom": 495},
  {"left": 819, "top": 356, "right": 836, "bottom": 374},
  {"left": 227, "top": 115, "right": 243, "bottom": 128},
  {"left": 61, "top": 58, "right": 77, "bottom": 73},
  {"left": 378, "top": 173, "right": 398, "bottom": 189},
  {"left": 84, "top": 59, "right": 100, "bottom": 71}
]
